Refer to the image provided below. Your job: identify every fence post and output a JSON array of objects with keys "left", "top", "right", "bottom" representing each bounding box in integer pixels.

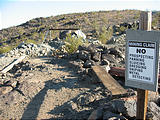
[{"left": 136, "top": 11, "right": 152, "bottom": 120}]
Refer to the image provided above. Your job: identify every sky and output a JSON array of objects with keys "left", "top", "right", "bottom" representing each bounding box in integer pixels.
[{"left": 0, "top": 0, "right": 160, "bottom": 30}]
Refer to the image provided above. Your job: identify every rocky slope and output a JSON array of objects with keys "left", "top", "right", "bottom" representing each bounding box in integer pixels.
[
  {"left": 0, "top": 33, "right": 160, "bottom": 119},
  {"left": 0, "top": 10, "right": 142, "bottom": 51},
  {"left": 0, "top": 10, "right": 160, "bottom": 119}
]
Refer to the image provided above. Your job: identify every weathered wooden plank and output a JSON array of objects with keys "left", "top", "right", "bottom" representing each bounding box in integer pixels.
[
  {"left": 92, "top": 66, "right": 126, "bottom": 96},
  {"left": 136, "top": 89, "right": 148, "bottom": 120},
  {"left": 136, "top": 11, "right": 152, "bottom": 120},
  {"left": 1, "top": 56, "right": 26, "bottom": 74}
]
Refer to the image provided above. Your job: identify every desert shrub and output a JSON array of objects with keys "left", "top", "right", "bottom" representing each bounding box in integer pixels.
[
  {"left": 39, "top": 32, "right": 45, "bottom": 41},
  {"left": 133, "top": 14, "right": 140, "bottom": 19},
  {"left": 131, "top": 24, "right": 139, "bottom": 30},
  {"left": 152, "top": 19, "right": 158, "bottom": 27},
  {"left": 25, "top": 39, "right": 37, "bottom": 44},
  {"left": 92, "top": 20, "right": 100, "bottom": 37},
  {"left": 64, "top": 33, "right": 83, "bottom": 54},
  {"left": 119, "top": 26, "right": 127, "bottom": 33},
  {"left": 98, "top": 26, "right": 113, "bottom": 44},
  {"left": 152, "top": 12, "right": 160, "bottom": 27},
  {"left": 0, "top": 46, "right": 12, "bottom": 54}
]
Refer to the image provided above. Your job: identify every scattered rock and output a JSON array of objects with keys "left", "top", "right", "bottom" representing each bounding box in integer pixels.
[
  {"left": 148, "top": 102, "right": 160, "bottom": 120},
  {"left": 83, "top": 60, "right": 95, "bottom": 68},
  {"left": 59, "top": 30, "right": 72, "bottom": 40},
  {"left": 59, "top": 30, "right": 86, "bottom": 41},
  {"left": 108, "top": 47, "right": 124, "bottom": 58},
  {"left": 87, "top": 44, "right": 97, "bottom": 53},
  {"left": 76, "top": 87, "right": 108, "bottom": 107},
  {"left": 88, "top": 108, "right": 103, "bottom": 120},
  {"left": 102, "top": 54, "right": 117, "bottom": 67},
  {"left": 91, "top": 52, "right": 101, "bottom": 62},
  {"left": 78, "top": 51, "right": 91, "bottom": 62},
  {"left": 8, "top": 61, "right": 32, "bottom": 74},
  {"left": 74, "top": 30, "right": 86, "bottom": 41},
  {"left": 101, "top": 65, "right": 110, "bottom": 73},
  {"left": 67, "top": 100, "right": 78, "bottom": 110},
  {"left": 101, "top": 59, "right": 110, "bottom": 65},
  {"left": 102, "top": 99, "right": 136, "bottom": 119},
  {"left": 11, "top": 81, "right": 18, "bottom": 88},
  {"left": 148, "top": 91, "right": 160, "bottom": 103},
  {"left": 103, "top": 111, "right": 127, "bottom": 120},
  {"left": 0, "top": 86, "right": 13, "bottom": 95}
]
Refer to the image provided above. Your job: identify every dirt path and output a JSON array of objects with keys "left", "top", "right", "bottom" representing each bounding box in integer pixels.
[{"left": 0, "top": 57, "right": 108, "bottom": 119}]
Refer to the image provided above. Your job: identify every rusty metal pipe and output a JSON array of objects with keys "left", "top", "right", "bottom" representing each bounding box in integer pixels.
[{"left": 109, "top": 67, "right": 160, "bottom": 83}]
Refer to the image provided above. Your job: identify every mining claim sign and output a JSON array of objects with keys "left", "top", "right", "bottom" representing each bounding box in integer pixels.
[{"left": 125, "top": 30, "right": 160, "bottom": 91}]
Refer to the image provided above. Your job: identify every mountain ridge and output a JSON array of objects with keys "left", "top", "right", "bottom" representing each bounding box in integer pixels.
[{"left": 0, "top": 10, "right": 159, "bottom": 53}]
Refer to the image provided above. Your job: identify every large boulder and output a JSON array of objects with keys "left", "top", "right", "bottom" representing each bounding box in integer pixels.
[
  {"left": 78, "top": 51, "right": 91, "bottom": 62},
  {"left": 103, "top": 99, "right": 137, "bottom": 118},
  {"left": 74, "top": 30, "right": 86, "bottom": 40},
  {"left": 148, "top": 91, "right": 160, "bottom": 103},
  {"left": 59, "top": 30, "right": 72, "bottom": 39},
  {"left": 59, "top": 30, "right": 86, "bottom": 41},
  {"left": 83, "top": 60, "right": 95, "bottom": 68},
  {"left": 108, "top": 47, "right": 124, "bottom": 58},
  {"left": 91, "top": 52, "right": 101, "bottom": 62}
]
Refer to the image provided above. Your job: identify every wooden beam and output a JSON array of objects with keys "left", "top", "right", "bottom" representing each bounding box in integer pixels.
[
  {"left": 1, "top": 56, "right": 26, "bottom": 74},
  {"left": 136, "top": 89, "right": 148, "bottom": 119},
  {"left": 92, "top": 66, "right": 126, "bottom": 96},
  {"left": 139, "top": 11, "right": 152, "bottom": 31},
  {"left": 136, "top": 11, "right": 152, "bottom": 120},
  {"left": 109, "top": 67, "right": 160, "bottom": 85}
]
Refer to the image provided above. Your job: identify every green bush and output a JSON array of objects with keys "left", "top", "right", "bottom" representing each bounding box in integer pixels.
[
  {"left": 119, "top": 26, "right": 127, "bottom": 33},
  {"left": 92, "top": 20, "right": 100, "bottom": 37},
  {"left": 39, "top": 32, "right": 45, "bottom": 41},
  {"left": 64, "top": 34, "right": 83, "bottom": 54},
  {"left": 131, "top": 24, "right": 138, "bottom": 30},
  {"left": 152, "top": 12, "right": 160, "bottom": 27},
  {"left": 98, "top": 26, "right": 113, "bottom": 44},
  {"left": 25, "top": 39, "right": 37, "bottom": 44},
  {"left": 0, "top": 46, "right": 13, "bottom": 54}
]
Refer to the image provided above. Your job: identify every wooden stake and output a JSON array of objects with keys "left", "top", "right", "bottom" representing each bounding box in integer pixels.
[
  {"left": 139, "top": 11, "right": 152, "bottom": 31},
  {"left": 136, "top": 89, "right": 148, "bottom": 119},
  {"left": 136, "top": 11, "right": 152, "bottom": 120}
]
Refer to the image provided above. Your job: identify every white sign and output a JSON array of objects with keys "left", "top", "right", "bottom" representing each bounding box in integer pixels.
[
  {"left": 128, "top": 41, "right": 156, "bottom": 83},
  {"left": 125, "top": 30, "right": 160, "bottom": 91}
]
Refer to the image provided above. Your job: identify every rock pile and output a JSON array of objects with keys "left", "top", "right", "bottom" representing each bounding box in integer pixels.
[
  {"left": 106, "top": 34, "right": 126, "bottom": 44},
  {"left": 5, "top": 42, "right": 54, "bottom": 57},
  {"left": 88, "top": 96, "right": 160, "bottom": 120},
  {"left": 8, "top": 61, "right": 33, "bottom": 74},
  {"left": 65, "top": 43, "right": 125, "bottom": 69},
  {"left": 88, "top": 98, "right": 137, "bottom": 120},
  {"left": 59, "top": 30, "right": 86, "bottom": 41},
  {"left": 112, "top": 21, "right": 139, "bottom": 35},
  {"left": 0, "top": 29, "right": 160, "bottom": 119}
]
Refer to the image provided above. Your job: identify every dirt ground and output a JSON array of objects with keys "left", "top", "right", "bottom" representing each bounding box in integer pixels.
[{"left": 0, "top": 56, "right": 109, "bottom": 119}]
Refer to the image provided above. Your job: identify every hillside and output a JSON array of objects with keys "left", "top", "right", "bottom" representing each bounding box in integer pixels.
[
  {"left": 0, "top": 10, "right": 160, "bottom": 119},
  {"left": 0, "top": 10, "right": 160, "bottom": 54}
]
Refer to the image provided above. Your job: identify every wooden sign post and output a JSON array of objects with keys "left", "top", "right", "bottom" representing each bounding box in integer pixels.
[
  {"left": 137, "top": 11, "right": 151, "bottom": 120},
  {"left": 125, "top": 11, "right": 160, "bottom": 120}
]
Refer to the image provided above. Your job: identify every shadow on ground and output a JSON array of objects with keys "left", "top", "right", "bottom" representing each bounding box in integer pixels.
[
  {"left": 21, "top": 80, "right": 53, "bottom": 119},
  {"left": 21, "top": 57, "right": 105, "bottom": 119}
]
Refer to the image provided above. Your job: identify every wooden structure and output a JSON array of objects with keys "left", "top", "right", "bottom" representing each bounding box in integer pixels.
[
  {"left": 92, "top": 66, "right": 126, "bottom": 96},
  {"left": 1, "top": 56, "right": 26, "bottom": 74},
  {"left": 136, "top": 11, "right": 151, "bottom": 120}
]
